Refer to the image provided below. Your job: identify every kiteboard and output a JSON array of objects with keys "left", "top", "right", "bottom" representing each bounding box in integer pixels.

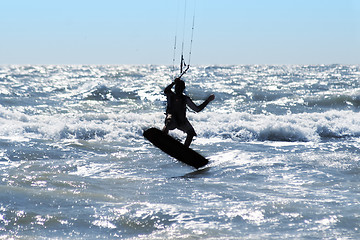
[{"left": 143, "top": 128, "right": 208, "bottom": 169}]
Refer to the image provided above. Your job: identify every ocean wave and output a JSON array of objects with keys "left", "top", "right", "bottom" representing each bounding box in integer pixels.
[
  {"left": 84, "top": 85, "right": 139, "bottom": 101},
  {"left": 1, "top": 65, "right": 360, "bottom": 146},
  {"left": 306, "top": 93, "right": 360, "bottom": 108},
  {"left": 258, "top": 124, "right": 309, "bottom": 142},
  {"left": 192, "top": 110, "right": 360, "bottom": 143},
  {"left": 1, "top": 104, "right": 360, "bottom": 147},
  {"left": 1, "top": 65, "right": 360, "bottom": 239}
]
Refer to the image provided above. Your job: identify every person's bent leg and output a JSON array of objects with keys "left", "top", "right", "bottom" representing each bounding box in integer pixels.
[
  {"left": 184, "top": 133, "right": 194, "bottom": 147},
  {"left": 182, "top": 120, "right": 196, "bottom": 147}
]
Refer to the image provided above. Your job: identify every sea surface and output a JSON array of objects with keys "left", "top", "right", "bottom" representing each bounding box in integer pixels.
[{"left": 0, "top": 64, "right": 359, "bottom": 239}]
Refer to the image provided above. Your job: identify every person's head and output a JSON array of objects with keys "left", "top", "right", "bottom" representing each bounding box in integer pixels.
[{"left": 175, "top": 79, "right": 185, "bottom": 95}]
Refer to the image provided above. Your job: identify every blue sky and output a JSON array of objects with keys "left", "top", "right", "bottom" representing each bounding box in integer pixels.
[{"left": 0, "top": 0, "right": 359, "bottom": 65}]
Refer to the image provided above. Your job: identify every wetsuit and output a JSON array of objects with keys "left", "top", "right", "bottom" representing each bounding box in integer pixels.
[{"left": 164, "top": 82, "right": 211, "bottom": 136}]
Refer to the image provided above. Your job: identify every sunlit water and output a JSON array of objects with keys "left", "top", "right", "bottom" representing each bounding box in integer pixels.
[{"left": 0, "top": 65, "right": 359, "bottom": 239}]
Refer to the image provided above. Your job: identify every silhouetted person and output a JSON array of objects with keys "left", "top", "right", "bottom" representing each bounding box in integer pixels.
[{"left": 162, "top": 78, "right": 215, "bottom": 147}]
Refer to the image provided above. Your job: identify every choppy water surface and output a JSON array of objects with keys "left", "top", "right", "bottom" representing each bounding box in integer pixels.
[{"left": 0, "top": 65, "right": 360, "bottom": 239}]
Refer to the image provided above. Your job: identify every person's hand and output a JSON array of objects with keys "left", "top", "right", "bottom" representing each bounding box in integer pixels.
[
  {"left": 207, "top": 94, "right": 215, "bottom": 102},
  {"left": 174, "top": 78, "right": 181, "bottom": 84}
]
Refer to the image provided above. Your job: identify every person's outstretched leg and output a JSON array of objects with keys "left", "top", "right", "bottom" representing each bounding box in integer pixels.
[
  {"left": 162, "top": 125, "right": 169, "bottom": 134},
  {"left": 162, "top": 114, "right": 172, "bottom": 134}
]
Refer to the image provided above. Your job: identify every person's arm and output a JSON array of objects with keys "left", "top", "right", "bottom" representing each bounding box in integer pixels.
[
  {"left": 164, "top": 78, "right": 181, "bottom": 94},
  {"left": 164, "top": 81, "right": 175, "bottom": 94},
  {"left": 186, "top": 94, "right": 215, "bottom": 113}
]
